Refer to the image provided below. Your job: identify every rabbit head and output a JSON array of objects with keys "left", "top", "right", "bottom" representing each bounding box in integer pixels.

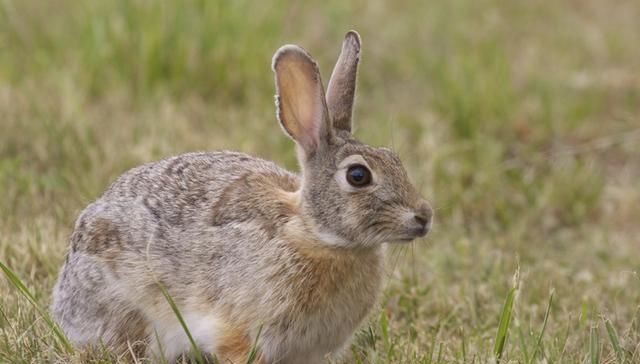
[{"left": 273, "top": 31, "right": 432, "bottom": 248}]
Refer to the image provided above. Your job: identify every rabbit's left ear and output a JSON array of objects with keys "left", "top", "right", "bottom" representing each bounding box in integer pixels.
[
  {"left": 273, "top": 45, "right": 332, "bottom": 156},
  {"left": 326, "top": 30, "right": 361, "bottom": 134}
]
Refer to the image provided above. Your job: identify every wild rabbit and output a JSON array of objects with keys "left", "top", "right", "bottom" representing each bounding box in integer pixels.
[{"left": 51, "top": 30, "right": 433, "bottom": 363}]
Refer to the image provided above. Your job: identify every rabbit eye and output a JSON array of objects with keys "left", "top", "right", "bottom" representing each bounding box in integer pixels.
[{"left": 346, "top": 165, "right": 372, "bottom": 187}]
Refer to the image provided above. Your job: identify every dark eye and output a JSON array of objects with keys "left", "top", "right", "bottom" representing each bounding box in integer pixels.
[{"left": 346, "top": 164, "right": 372, "bottom": 187}]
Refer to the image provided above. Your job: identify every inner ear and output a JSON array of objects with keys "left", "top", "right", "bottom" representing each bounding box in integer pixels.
[{"left": 273, "top": 45, "right": 332, "bottom": 155}]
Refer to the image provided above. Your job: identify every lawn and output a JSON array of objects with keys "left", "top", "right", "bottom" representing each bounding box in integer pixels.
[{"left": 1, "top": 0, "right": 639, "bottom": 363}]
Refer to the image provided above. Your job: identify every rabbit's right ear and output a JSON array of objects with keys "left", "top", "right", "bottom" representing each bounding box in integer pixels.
[
  {"left": 273, "top": 45, "right": 332, "bottom": 156},
  {"left": 326, "top": 30, "right": 361, "bottom": 134}
]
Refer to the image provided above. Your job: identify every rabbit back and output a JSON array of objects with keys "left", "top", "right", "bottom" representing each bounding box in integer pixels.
[{"left": 52, "top": 151, "right": 302, "bottom": 357}]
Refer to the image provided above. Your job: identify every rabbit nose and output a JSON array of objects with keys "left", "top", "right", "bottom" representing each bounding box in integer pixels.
[{"left": 413, "top": 202, "right": 433, "bottom": 231}]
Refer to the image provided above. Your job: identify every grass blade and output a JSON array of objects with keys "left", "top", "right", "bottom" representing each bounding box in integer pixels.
[
  {"left": 494, "top": 267, "right": 520, "bottom": 362},
  {"left": 153, "top": 329, "right": 169, "bottom": 364},
  {"left": 517, "top": 324, "right": 530, "bottom": 364},
  {"left": 528, "top": 289, "right": 554, "bottom": 364},
  {"left": 590, "top": 324, "right": 600, "bottom": 364},
  {"left": 0, "top": 260, "right": 74, "bottom": 354},
  {"left": 461, "top": 327, "right": 467, "bottom": 363},
  {"left": 156, "top": 282, "right": 206, "bottom": 364},
  {"left": 494, "top": 287, "right": 516, "bottom": 362},
  {"left": 427, "top": 332, "right": 437, "bottom": 364},
  {"left": 245, "top": 324, "right": 263, "bottom": 364},
  {"left": 380, "top": 310, "right": 390, "bottom": 350},
  {"left": 603, "top": 318, "right": 625, "bottom": 364}
]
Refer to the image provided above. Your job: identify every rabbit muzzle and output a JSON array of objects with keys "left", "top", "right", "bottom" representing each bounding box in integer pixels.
[{"left": 397, "top": 201, "right": 433, "bottom": 241}]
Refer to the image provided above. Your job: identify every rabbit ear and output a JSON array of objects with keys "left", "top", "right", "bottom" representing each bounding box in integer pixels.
[
  {"left": 326, "top": 30, "right": 361, "bottom": 134},
  {"left": 273, "top": 45, "right": 332, "bottom": 155}
]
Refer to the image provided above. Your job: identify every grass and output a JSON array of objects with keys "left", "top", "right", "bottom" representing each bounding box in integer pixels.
[
  {"left": 493, "top": 268, "right": 518, "bottom": 362},
  {"left": 1, "top": 0, "right": 639, "bottom": 362},
  {"left": 0, "top": 261, "right": 73, "bottom": 355}
]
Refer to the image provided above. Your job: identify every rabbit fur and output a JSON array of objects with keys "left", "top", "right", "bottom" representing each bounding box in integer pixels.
[{"left": 51, "top": 30, "right": 433, "bottom": 364}]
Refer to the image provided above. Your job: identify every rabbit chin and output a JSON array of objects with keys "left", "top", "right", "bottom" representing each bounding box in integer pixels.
[
  {"left": 316, "top": 229, "right": 414, "bottom": 247},
  {"left": 386, "top": 228, "right": 431, "bottom": 243},
  {"left": 315, "top": 229, "right": 357, "bottom": 247},
  {"left": 312, "top": 228, "right": 378, "bottom": 248}
]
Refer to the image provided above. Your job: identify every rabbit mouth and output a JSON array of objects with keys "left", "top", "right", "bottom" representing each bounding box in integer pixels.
[
  {"left": 397, "top": 237, "right": 416, "bottom": 242},
  {"left": 390, "top": 207, "right": 432, "bottom": 243},
  {"left": 395, "top": 226, "right": 430, "bottom": 242}
]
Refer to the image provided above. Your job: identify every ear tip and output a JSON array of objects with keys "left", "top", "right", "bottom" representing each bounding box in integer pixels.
[
  {"left": 344, "top": 30, "right": 362, "bottom": 51},
  {"left": 271, "top": 44, "right": 317, "bottom": 72}
]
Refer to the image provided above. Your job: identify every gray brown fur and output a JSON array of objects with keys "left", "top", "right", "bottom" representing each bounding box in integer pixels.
[{"left": 51, "top": 30, "right": 432, "bottom": 363}]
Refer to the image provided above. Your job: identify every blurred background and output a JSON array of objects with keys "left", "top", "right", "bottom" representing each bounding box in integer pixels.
[{"left": 1, "top": 0, "right": 639, "bottom": 362}]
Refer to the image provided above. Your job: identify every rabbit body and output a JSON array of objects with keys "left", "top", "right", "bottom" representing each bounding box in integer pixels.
[
  {"left": 52, "top": 31, "right": 432, "bottom": 363},
  {"left": 52, "top": 151, "right": 383, "bottom": 363}
]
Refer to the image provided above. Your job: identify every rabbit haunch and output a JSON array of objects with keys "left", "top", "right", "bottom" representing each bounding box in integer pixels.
[{"left": 51, "top": 30, "right": 432, "bottom": 363}]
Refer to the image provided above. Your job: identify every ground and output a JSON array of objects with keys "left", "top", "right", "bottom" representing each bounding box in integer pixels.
[{"left": 1, "top": 0, "right": 639, "bottom": 363}]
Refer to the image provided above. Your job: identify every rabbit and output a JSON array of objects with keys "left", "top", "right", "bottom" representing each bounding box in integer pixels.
[{"left": 50, "top": 30, "right": 433, "bottom": 364}]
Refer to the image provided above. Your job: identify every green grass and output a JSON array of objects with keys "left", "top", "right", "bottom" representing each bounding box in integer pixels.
[
  {"left": 1, "top": 0, "right": 640, "bottom": 362},
  {"left": 493, "top": 268, "right": 518, "bottom": 362}
]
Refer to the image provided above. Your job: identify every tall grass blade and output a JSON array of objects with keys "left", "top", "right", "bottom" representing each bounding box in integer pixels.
[
  {"left": 494, "top": 267, "right": 520, "bottom": 362},
  {"left": 528, "top": 289, "right": 554, "bottom": 364},
  {"left": 156, "top": 282, "right": 206, "bottom": 364},
  {"left": 426, "top": 333, "right": 436, "bottom": 364},
  {"left": 590, "top": 324, "right": 600, "bottom": 364},
  {"left": 153, "top": 329, "right": 170, "bottom": 364},
  {"left": 380, "top": 310, "right": 390, "bottom": 350},
  {"left": 517, "top": 324, "right": 530, "bottom": 364},
  {"left": 0, "top": 261, "right": 74, "bottom": 354},
  {"left": 245, "top": 324, "right": 263, "bottom": 364},
  {"left": 461, "top": 327, "right": 467, "bottom": 363},
  {"left": 494, "top": 287, "right": 516, "bottom": 362},
  {"left": 603, "top": 318, "right": 625, "bottom": 364}
]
